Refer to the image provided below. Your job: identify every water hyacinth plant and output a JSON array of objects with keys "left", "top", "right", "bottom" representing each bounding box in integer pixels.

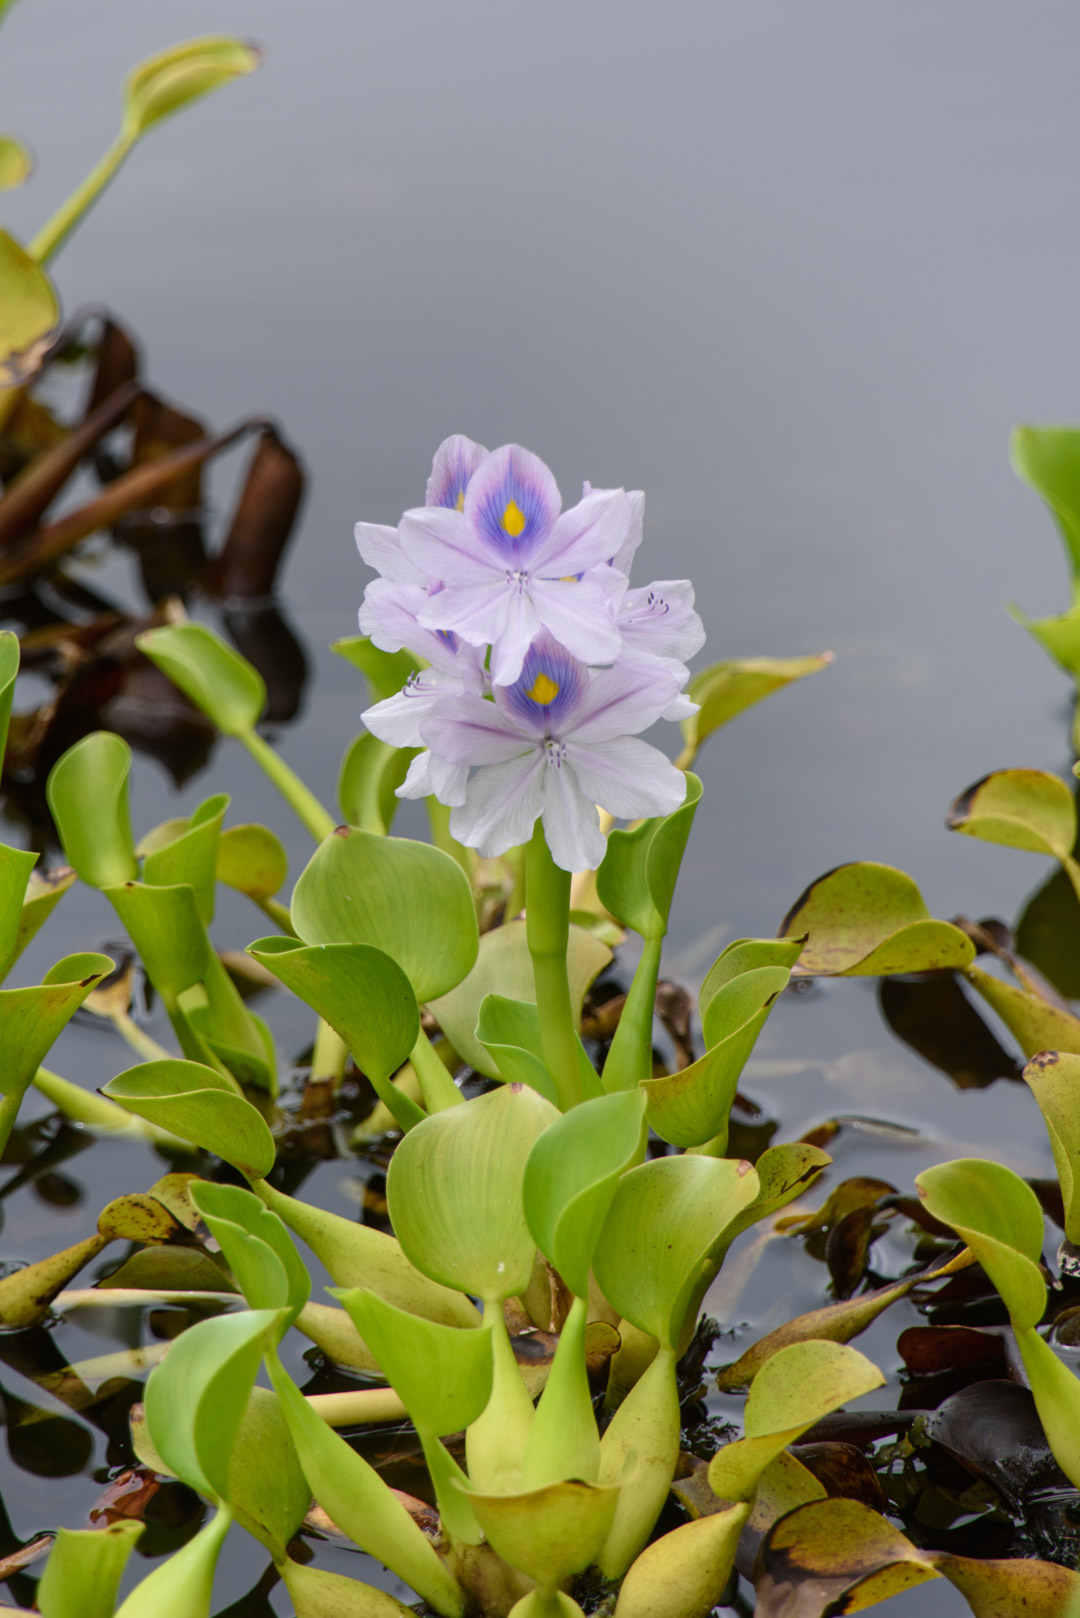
[{"left": 7, "top": 429, "right": 1080, "bottom": 1618}]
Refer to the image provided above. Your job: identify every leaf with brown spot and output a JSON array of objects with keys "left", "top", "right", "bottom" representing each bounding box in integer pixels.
[{"left": 779, "top": 862, "right": 974, "bottom": 977}]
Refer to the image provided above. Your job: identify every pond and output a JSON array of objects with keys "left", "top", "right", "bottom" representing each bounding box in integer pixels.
[{"left": 1, "top": 2, "right": 1080, "bottom": 1613}]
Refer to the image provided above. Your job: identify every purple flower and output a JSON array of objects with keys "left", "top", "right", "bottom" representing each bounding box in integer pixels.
[
  {"left": 419, "top": 632, "right": 687, "bottom": 871},
  {"left": 398, "top": 445, "right": 631, "bottom": 686}
]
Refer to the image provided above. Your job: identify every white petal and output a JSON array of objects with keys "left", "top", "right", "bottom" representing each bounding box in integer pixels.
[
  {"left": 421, "top": 693, "right": 536, "bottom": 765},
  {"left": 566, "top": 736, "right": 687, "bottom": 821},
  {"left": 355, "top": 522, "right": 425, "bottom": 584},
  {"left": 450, "top": 753, "right": 545, "bottom": 856},
  {"left": 362, "top": 673, "right": 461, "bottom": 748},
  {"left": 610, "top": 490, "right": 645, "bottom": 575},
  {"left": 488, "top": 590, "right": 542, "bottom": 685},
  {"left": 426, "top": 435, "right": 489, "bottom": 509},
  {"left": 529, "top": 574, "right": 622, "bottom": 669},
  {"left": 397, "top": 751, "right": 436, "bottom": 799},
  {"left": 398, "top": 507, "right": 499, "bottom": 584},
  {"left": 532, "top": 489, "right": 632, "bottom": 575},
  {"left": 662, "top": 691, "right": 699, "bottom": 722},
  {"left": 418, "top": 579, "right": 513, "bottom": 649},
  {"left": 571, "top": 658, "right": 686, "bottom": 743},
  {"left": 399, "top": 750, "right": 469, "bottom": 806},
  {"left": 359, "top": 578, "right": 456, "bottom": 671},
  {"left": 618, "top": 578, "right": 706, "bottom": 662},
  {"left": 541, "top": 764, "right": 607, "bottom": 871}
]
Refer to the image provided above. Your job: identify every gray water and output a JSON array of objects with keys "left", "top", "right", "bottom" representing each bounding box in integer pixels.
[{"left": 3, "top": 2, "right": 1080, "bottom": 1611}]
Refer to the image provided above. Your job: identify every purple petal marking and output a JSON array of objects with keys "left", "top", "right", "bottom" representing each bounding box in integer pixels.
[
  {"left": 497, "top": 632, "right": 589, "bottom": 734},
  {"left": 425, "top": 435, "right": 489, "bottom": 510},
  {"left": 464, "top": 444, "right": 561, "bottom": 564}
]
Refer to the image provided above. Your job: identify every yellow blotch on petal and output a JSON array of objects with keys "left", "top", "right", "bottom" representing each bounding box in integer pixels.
[
  {"left": 455, "top": 490, "right": 465, "bottom": 512},
  {"left": 501, "top": 499, "right": 526, "bottom": 537},
  {"left": 527, "top": 671, "right": 560, "bottom": 706}
]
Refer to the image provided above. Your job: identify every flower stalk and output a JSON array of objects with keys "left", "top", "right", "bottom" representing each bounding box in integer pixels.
[{"left": 525, "top": 824, "right": 582, "bottom": 1111}]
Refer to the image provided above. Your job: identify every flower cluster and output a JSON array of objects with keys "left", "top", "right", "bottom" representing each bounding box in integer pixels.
[{"left": 355, "top": 437, "right": 704, "bottom": 871}]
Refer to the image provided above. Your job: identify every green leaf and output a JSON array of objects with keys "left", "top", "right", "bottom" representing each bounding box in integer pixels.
[
  {"left": 0, "top": 950, "right": 112, "bottom": 1120},
  {"left": 1008, "top": 599, "right": 1080, "bottom": 681},
  {"left": 291, "top": 826, "right": 478, "bottom": 1003},
  {"left": 1023, "top": 1052, "right": 1080, "bottom": 1244},
  {"left": 779, "top": 862, "right": 975, "bottom": 975},
  {"left": 0, "top": 629, "right": 17, "bottom": 766},
  {"left": 338, "top": 731, "right": 414, "bottom": 834},
  {"left": 248, "top": 938, "right": 422, "bottom": 1130},
  {"left": 143, "top": 794, "right": 229, "bottom": 924},
  {"left": 38, "top": 1522, "right": 143, "bottom": 1618},
  {"left": 699, "top": 935, "right": 806, "bottom": 1017},
  {"left": 144, "top": 1308, "right": 282, "bottom": 1501},
  {"left": 459, "top": 1478, "right": 619, "bottom": 1589},
  {"left": 915, "top": 1158, "right": 1046, "bottom": 1329},
  {"left": 387, "top": 1084, "right": 558, "bottom": 1301},
  {"left": 707, "top": 1340, "right": 885, "bottom": 1502},
  {"left": 595, "top": 775, "right": 702, "bottom": 940},
  {"left": 966, "top": 964, "right": 1080, "bottom": 1059},
  {"left": 1010, "top": 424, "right": 1080, "bottom": 578},
  {"left": 335, "top": 1287, "right": 493, "bottom": 1437},
  {"left": 114, "top": 1507, "right": 232, "bottom": 1618},
  {"left": 0, "top": 844, "right": 41, "bottom": 983},
  {"left": 102, "top": 1059, "right": 275, "bottom": 1179},
  {"left": 475, "top": 994, "right": 560, "bottom": 1105},
  {"left": 136, "top": 622, "right": 265, "bottom": 736},
  {"left": 122, "top": 36, "right": 263, "bottom": 141},
  {"left": 713, "top": 1143, "right": 831, "bottom": 1252},
  {"left": 523, "top": 1091, "right": 647, "bottom": 1297},
  {"left": 217, "top": 823, "right": 287, "bottom": 900},
  {"left": 678, "top": 654, "right": 833, "bottom": 764},
  {"left": 0, "top": 227, "right": 59, "bottom": 384},
  {"left": 0, "top": 135, "right": 32, "bottom": 191},
  {"left": 11, "top": 864, "right": 77, "bottom": 980},
  {"left": 611, "top": 1504, "right": 750, "bottom": 1618},
  {"left": 254, "top": 1181, "right": 480, "bottom": 1327},
  {"left": 277, "top": 1557, "right": 417, "bottom": 1618},
  {"left": 947, "top": 768, "right": 1078, "bottom": 865},
  {"left": 332, "top": 636, "right": 423, "bottom": 700},
  {"left": 1015, "top": 865, "right": 1080, "bottom": 1000},
  {"left": 189, "top": 1181, "right": 310, "bottom": 1327},
  {"left": 429, "top": 919, "right": 611, "bottom": 1078},
  {"left": 643, "top": 966, "right": 790, "bottom": 1151},
  {"left": 47, "top": 732, "right": 137, "bottom": 888},
  {"left": 593, "top": 1156, "right": 761, "bottom": 1353}
]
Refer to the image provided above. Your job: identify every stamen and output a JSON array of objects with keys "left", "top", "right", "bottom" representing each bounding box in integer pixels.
[{"left": 543, "top": 738, "right": 566, "bottom": 769}]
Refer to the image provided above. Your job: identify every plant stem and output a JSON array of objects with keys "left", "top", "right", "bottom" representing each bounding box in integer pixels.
[
  {"left": 601, "top": 935, "right": 662, "bottom": 1092},
  {"left": 110, "top": 1009, "right": 173, "bottom": 1064},
  {"left": 466, "top": 1303, "right": 535, "bottom": 1494},
  {"left": 310, "top": 1018, "right": 348, "bottom": 1091},
  {"left": 238, "top": 727, "right": 336, "bottom": 843},
  {"left": 409, "top": 1027, "right": 463, "bottom": 1111},
  {"left": 522, "top": 1293, "right": 599, "bottom": 1487},
  {"left": 256, "top": 894, "right": 297, "bottom": 936},
  {"left": 525, "top": 824, "right": 581, "bottom": 1110},
  {"left": 29, "top": 134, "right": 132, "bottom": 265}
]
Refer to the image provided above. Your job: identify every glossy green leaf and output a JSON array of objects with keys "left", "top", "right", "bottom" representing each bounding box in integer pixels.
[
  {"left": 966, "top": 964, "right": 1080, "bottom": 1058},
  {"left": 102, "top": 1059, "right": 275, "bottom": 1179},
  {"left": 47, "top": 732, "right": 137, "bottom": 888},
  {"left": 0, "top": 629, "right": 17, "bottom": 765},
  {"left": 122, "top": 36, "right": 263, "bottom": 141},
  {"left": 611, "top": 1504, "right": 750, "bottom": 1618},
  {"left": 144, "top": 1307, "right": 281, "bottom": 1500},
  {"left": 38, "top": 1520, "right": 143, "bottom": 1618},
  {"left": 523, "top": 1091, "right": 647, "bottom": 1298},
  {"left": 264, "top": 1348, "right": 465, "bottom": 1617},
  {"left": 248, "top": 937, "right": 422, "bottom": 1129},
  {"left": 114, "top": 1506, "right": 231, "bottom": 1618},
  {"left": 189, "top": 1181, "right": 310, "bottom": 1327},
  {"left": 430, "top": 919, "right": 611, "bottom": 1078},
  {"left": 707, "top": 1340, "right": 885, "bottom": 1502},
  {"left": 0, "top": 135, "right": 32, "bottom": 191},
  {"left": 476, "top": 994, "right": 560, "bottom": 1104},
  {"left": 136, "top": 622, "right": 265, "bottom": 736},
  {"left": 593, "top": 1156, "right": 760, "bottom": 1353},
  {"left": 699, "top": 934, "right": 806, "bottom": 1017},
  {"left": 0, "top": 227, "right": 59, "bottom": 384},
  {"left": 0, "top": 844, "right": 43, "bottom": 983},
  {"left": 1011, "top": 424, "right": 1080, "bottom": 578},
  {"left": 596, "top": 774, "right": 702, "bottom": 940},
  {"left": 217, "top": 823, "right": 287, "bottom": 899},
  {"left": 185, "top": 950, "right": 277, "bottom": 1093},
  {"left": 104, "top": 879, "right": 207, "bottom": 1002},
  {"left": 292, "top": 825, "right": 477, "bottom": 1002},
  {"left": 779, "top": 861, "right": 975, "bottom": 975},
  {"left": 947, "top": 768, "right": 1077, "bottom": 867},
  {"left": 915, "top": 1158, "right": 1046, "bottom": 1329},
  {"left": 0, "top": 951, "right": 112, "bottom": 1105},
  {"left": 596, "top": 1345, "right": 681, "bottom": 1580},
  {"left": 1024, "top": 1052, "right": 1080, "bottom": 1244},
  {"left": 254, "top": 1181, "right": 480, "bottom": 1327},
  {"left": 388, "top": 1084, "right": 558, "bottom": 1300},
  {"left": 643, "top": 966, "right": 790, "bottom": 1150},
  {"left": 332, "top": 635, "right": 423, "bottom": 698},
  {"left": 712, "top": 1143, "right": 831, "bottom": 1252},
  {"left": 11, "top": 864, "right": 77, "bottom": 979},
  {"left": 338, "top": 731, "right": 413, "bottom": 834},
  {"left": 677, "top": 653, "right": 833, "bottom": 765},
  {"left": 461, "top": 1479, "right": 619, "bottom": 1589},
  {"left": 336, "top": 1287, "right": 492, "bottom": 1436},
  {"left": 143, "top": 793, "right": 228, "bottom": 924}
]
